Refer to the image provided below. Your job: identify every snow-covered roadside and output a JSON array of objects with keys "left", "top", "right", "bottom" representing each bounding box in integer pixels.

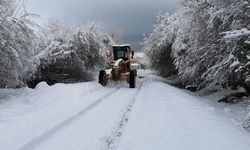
[
  {"left": 198, "top": 91, "right": 250, "bottom": 132},
  {"left": 160, "top": 75, "right": 250, "bottom": 133},
  {"left": 116, "top": 80, "right": 250, "bottom": 150}
]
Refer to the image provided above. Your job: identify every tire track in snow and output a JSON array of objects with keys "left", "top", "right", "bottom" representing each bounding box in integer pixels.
[
  {"left": 17, "top": 88, "right": 120, "bottom": 150},
  {"left": 103, "top": 79, "right": 144, "bottom": 150},
  {"left": 33, "top": 86, "right": 140, "bottom": 150}
]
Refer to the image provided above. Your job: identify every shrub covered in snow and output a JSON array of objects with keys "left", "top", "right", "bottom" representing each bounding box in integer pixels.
[
  {"left": 28, "top": 21, "right": 114, "bottom": 87},
  {"left": 0, "top": 1, "right": 114, "bottom": 88},
  {"left": 143, "top": 12, "right": 178, "bottom": 77},
  {"left": 144, "top": 0, "right": 250, "bottom": 92},
  {"left": 132, "top": 52, "right": 149, "bottom": 69},
  {"left": 0, "top": 0, "right": 40, "bottom": 88}
]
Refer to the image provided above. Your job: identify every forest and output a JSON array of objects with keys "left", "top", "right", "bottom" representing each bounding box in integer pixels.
[{"left": 144, "top": 0, "right": 250, "bottom": 95}]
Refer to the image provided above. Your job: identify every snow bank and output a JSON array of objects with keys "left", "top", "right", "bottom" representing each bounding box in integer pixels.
[
  {"left": 35, "top": 81, "right": 49, "bottom": 90},
  {"left": 0, "top": 82, "right": 102, "bottom": 150}
]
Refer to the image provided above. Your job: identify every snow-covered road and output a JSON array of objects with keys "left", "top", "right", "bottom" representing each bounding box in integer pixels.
[{"left": 0, "top": 71, "right": 250, "bottom": 150}]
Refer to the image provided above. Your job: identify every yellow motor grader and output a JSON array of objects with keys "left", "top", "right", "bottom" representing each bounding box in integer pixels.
[{"left": 98, "top": 44, "right": 137, "bottom": 88}]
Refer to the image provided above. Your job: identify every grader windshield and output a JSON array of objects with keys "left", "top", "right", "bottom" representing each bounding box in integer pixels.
[{"left": 113, "top": 46, "right": 129, "bottom": 61}]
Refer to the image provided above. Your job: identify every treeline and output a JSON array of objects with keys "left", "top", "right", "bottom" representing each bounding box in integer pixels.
[
  {"left": 144, "top": 0, "right": 250, "bottom": 93},
  {"left": 0, "top": 0, "right": 114, "bottom": 88}
]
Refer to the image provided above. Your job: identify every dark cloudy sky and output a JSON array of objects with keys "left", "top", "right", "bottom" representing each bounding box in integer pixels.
[{"left": 27, "top": 0, "right": 180, "bottom": 51}]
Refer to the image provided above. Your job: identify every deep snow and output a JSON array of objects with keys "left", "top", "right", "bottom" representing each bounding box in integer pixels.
[
  {"left": 116, "top": 80, "right": 250, "bottom": 150},
  {"left": 0, "top": 70, "right": 250, "bottom": 150}
]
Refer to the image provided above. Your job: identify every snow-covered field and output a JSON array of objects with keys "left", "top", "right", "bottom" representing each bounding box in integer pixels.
[{"left": 0, "top": 70, "right": 250, "bottom": 150}]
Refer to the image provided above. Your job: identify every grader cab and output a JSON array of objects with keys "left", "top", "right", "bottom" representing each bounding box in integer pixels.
[{"left": 98, "top": 44, "right": 137, "bottom": 88}]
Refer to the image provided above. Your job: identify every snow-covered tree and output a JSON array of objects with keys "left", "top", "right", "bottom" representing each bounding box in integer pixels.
[
  {"left": 143, "top": 12, "right": 178, "bottom": 77},
  {"left": 0, "top": 0, "right": 115, "bottom": 88},
  {"left": 29, "top": 20, "right": 114, "bottom": 87},
  {"left": 144, "top": 0, "right": 250, "bottom": 92},
  {"left": 73, "top": 23, "right": 113, "bottom": 70},
  {"left": 0, "top": 0, "right": 38, "bottom": 88}
]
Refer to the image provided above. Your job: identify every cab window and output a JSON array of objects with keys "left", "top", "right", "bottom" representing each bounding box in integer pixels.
[{"left": 113, "top": 47, "right": 128, "bottom": 61}]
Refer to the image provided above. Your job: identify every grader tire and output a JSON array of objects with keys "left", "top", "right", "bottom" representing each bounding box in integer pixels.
[
  {"left": 129, "top": 70, "right": 136, "bottom": 88},
  {"left": 99, "top": 70, "right": 107, "bottom": 86}
]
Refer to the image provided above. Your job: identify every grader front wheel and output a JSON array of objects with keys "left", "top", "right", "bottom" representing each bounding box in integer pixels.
[
  {"left": 129, "top": 70, "right": 136, "bottom": 88},
  {"left": 99, "top": 70, "right": 107, "bottom": 86}
]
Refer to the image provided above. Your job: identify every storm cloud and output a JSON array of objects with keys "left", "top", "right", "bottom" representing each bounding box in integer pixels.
[{"left": 27, "top": 0, "right": 179, "bottom": 50}]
